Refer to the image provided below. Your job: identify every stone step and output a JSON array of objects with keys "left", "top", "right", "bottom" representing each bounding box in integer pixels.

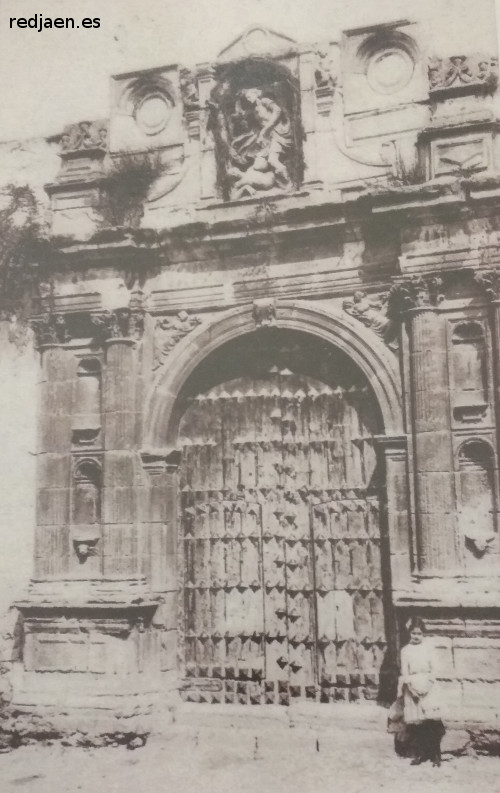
[{"left": 173, "top": 701, "right": 388, "bottom": 732}]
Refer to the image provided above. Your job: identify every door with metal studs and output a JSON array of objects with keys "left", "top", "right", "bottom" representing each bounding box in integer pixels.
[{"left": 178, "top": 333, "right": 389, "bottom": 705}]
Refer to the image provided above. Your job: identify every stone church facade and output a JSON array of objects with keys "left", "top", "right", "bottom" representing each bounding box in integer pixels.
[{"left": 3, "top": 3, "right": 500, "bottom": 734}]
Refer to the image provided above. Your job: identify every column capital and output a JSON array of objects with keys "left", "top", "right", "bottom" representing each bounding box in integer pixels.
[
  {"left": 30, "top": 313, "right": 72, "bottom": 348},
  {"left": 388, "top": 276, "right": 445, "bottom": 318},
  {"left": 475, "top": 268, "right": 500, "bottom": 302},
  {"left": 30, "top": 306, "right": 146, "bottom": 348},
  {"left": 92, "top": 308, "right": 145, "bottom": 344}
]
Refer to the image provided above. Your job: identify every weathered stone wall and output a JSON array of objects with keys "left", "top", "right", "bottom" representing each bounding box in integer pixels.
[
  {"left": 0, "top": 323, "right": 37, "bottom": 696},
  {"left": 1, "top": 0, "right": 500, "bottom": 738}
]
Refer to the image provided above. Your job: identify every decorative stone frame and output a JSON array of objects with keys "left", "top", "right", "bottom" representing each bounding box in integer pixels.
[{"left": 140, "top": 301, "right": 410, "bottom": 687}]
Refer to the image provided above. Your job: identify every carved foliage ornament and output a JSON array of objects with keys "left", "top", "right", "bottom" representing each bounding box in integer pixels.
[
  {"left": 91, "top": 308, "right": 145, "bottom": 342},
  {"left": 388, "top": 276, "right": 444, "bottom": 317},
  {"left": 428, "top": 55, "right": 498, "bottom": 93},
  {"left": 60, "top": 120, "right": 108, "bottom": 155},
  {"left": 31, "top": 314, "right": 72, "bottom": 346},
  {"left": 31, "top": 308, "right": 145, "bottom": 347},
  {"left": 475, "top": 268, "right": 500, "bottom": 301},
  {"left": 153, "top": 311, "right": 202, "bottom": 370}
]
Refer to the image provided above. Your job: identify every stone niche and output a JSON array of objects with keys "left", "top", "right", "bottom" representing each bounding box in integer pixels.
[{"left": 208, "top": 57, "right": 303, "bottom": 200}]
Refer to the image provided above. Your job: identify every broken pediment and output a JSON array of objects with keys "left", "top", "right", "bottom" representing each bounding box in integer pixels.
[{"left": 217, "top": 26, "right": 297, "bottom": 62}]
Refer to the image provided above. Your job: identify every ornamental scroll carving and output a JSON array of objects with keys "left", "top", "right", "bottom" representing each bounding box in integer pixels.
[
  {"left": 209, "top": 60, "right": 302, "bottom": 200},
  {"left": 153, "top": 311, "right": 202, "bottom": 371},
  {"left": 60, "top": 120, "right": 108, "bottom": 154},
  {"left": 428, "top": 55, "right": 498, "bottom": 93}
]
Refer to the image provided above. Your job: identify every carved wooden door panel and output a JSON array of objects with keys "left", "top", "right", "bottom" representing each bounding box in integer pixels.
[
  {"left": 311, "top": 492, "right": 385, "bottom": 702},
  {"left": 179, "top": 363, "right": 386, "bottom": 704}
]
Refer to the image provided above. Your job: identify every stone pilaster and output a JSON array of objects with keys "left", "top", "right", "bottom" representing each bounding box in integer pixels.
[
  {"left": 141, "top": 451, "right": 180, "bottom": 675},
  {"left": 30, "top": 317, "right": 75, "bottom": 581},
  {"left": 99, "top": 310, "right": 144, "bottom": 583},
  {"left": 410, "top": 308, "right": 457, "bottom": 572},
  {"left": 376, "top": 435, "right": 411, "bottom": 590},
  {"left": 198, "top": 65, "right": 217, "bottom": 201},
  {"left": 390, "top": 278, "right": 457, "bottom": 574},
  {"left": 475, "top": 270, "right": 500, "bottom": 455}
]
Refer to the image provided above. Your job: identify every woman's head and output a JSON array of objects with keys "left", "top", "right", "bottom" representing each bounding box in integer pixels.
[{"left": 407, "top": 616, "right": 426, "bottom": 645}]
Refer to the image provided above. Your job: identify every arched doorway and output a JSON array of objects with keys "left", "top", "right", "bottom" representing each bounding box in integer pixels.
[{"left": 175, "top": 329, "right": 393, "bottom": 705}]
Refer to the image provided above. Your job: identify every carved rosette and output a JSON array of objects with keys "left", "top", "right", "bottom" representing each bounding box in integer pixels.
[
  {"left": 388, "top": 276, "right": 444, "bottom": 318},
  {"left": 428, "top": 55, "right": 498, "bottom": 94},
  {"left": 153, "top": 311, "right": 202, "bottom": 371}
]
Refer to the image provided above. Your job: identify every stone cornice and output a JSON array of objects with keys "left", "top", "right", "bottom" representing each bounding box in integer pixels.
[{"left": 40, "top": 176, "right": 500, "bottom": 278}]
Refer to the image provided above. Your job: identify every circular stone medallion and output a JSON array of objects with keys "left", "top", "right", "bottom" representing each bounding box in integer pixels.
[
  {"left": 367, "top": 48, "right": 414, "bottom": 94},
  {"left": 135, "top": 93, "right": 172, "bottom": 135}
]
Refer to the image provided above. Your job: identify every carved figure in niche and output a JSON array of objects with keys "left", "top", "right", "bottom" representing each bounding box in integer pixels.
[
  {"left": 209, "top": 60, "right": 301, "bottom": 201},
  {"left": 225, "top": 88, "right": 292, "bottom": 198},
  {"left": 343, "top": 291, "right": 397, "bottom": 348}
]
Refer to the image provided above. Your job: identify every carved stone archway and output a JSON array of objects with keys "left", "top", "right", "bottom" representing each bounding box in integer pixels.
[
  {"left": 144, "top": 300, "right": 404, "bottom": 450},
  {"left": 141, "top": 301, "right": 410, "bottom": 704}
]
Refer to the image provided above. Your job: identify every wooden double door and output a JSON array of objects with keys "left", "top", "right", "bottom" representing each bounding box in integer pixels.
[{"left": 178, "top": 337, "right": 390, "bottom": 705}]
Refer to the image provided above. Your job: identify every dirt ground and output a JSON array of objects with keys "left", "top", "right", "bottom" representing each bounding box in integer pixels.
[{"left": 1, "top": 721, "right": 498, "bottom": 793}]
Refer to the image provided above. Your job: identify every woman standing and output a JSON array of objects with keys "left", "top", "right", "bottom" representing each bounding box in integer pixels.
[{"left": 398, "top": 617, "right": 445, "bottom": 766}]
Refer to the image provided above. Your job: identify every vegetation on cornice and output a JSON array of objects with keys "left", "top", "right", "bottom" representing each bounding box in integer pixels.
[
  {"left": 388, "top": 153, "right": 427, "bottom": 187},
  {"left": 98, "top": 151, "right": 163, "bottom": 229}
]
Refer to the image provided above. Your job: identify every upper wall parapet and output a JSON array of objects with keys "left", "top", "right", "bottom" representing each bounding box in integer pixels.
[{"left": 45, "top": 19, "right": 500, "bottom": 238}]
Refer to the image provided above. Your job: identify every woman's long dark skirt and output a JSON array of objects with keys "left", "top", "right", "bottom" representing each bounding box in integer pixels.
[{"left": 409, "top": 720, "right": 445, "bottom": 763}]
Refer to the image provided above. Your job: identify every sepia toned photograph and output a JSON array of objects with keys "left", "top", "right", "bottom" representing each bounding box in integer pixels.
[{"left": 1, "top": 1, "right": 500, "bottom": 790}]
